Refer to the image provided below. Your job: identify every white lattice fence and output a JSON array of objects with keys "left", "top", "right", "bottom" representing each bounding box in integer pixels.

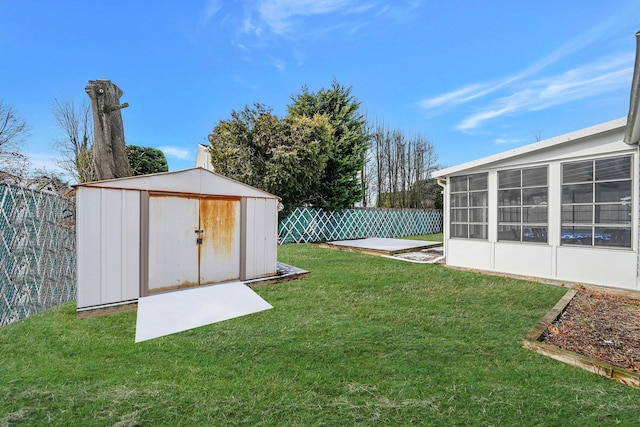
[
  {"left": 278, "top": 207, "right": 443, "bottom": 244},
  {"left": 0, "top": 183, "right": 76, "bottom": 327}
]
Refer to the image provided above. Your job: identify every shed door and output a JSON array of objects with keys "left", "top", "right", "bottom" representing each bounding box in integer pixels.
[
  {"left": 199, "top": 197, "right": 241, "bottom": 285},
  {"left": 147, "top": 195, "right": 241, "bottom": 294}
]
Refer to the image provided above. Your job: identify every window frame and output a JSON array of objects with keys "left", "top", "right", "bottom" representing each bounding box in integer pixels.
[
  {"left": 449, "top": 173, "right": 488, "bottom": 240},
  {"left": 497, "top": 166, "right": 549, "bottom": 243},
  {"left": 560, "top": 155, "right": 633, "bottom": 249}
]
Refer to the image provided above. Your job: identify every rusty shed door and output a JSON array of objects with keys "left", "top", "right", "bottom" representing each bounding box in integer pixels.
[
  {"left": 147, "top": 194, "right": 241, "bottom": 294},
  {"left": 198, "top": 197, "right": 241, "bottom": 285}
]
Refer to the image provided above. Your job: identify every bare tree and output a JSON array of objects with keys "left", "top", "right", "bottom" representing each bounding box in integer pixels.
[
  {"left": 0, "top": 100, "right": 30, "bottom": 180},
  {"left": 52, "top": 98, "right": 95, "bottom": 183},
  {"left": 534, "top": 129, "right": 542, "bottom": 142},
  {"left": 368, "top": 122, "right": 440, "bottom": 208}
]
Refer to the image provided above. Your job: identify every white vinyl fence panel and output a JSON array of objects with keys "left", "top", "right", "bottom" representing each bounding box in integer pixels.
[{"left": 278, "top": 207, "right": 443, "bottom": 244}]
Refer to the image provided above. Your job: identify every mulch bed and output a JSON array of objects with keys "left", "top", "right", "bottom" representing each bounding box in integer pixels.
[{"left": 542, "top": 288, "right": 640, "bottom": 373}]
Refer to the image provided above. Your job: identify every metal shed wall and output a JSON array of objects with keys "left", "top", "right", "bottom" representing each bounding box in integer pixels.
[
  {"left": 76, "top": 187, "right": 141, "bottom": 309},
  {"left": 242, "top": 197, "right": 278, "bottom": 279}
]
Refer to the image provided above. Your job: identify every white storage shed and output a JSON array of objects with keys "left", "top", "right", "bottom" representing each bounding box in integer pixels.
[{"left": 75, "top": 168, "right": 280, "bottom": 312}]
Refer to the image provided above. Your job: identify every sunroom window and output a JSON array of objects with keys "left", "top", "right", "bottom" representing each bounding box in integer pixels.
[
  {"left": 561, "top": 155, "right": 632, "bottom": 248},
  {"left": 497, "top": 166, "right": 548, "bottom": 242},
  {"left": 450, "top": 173, "right": 488, "bottom": 239}
]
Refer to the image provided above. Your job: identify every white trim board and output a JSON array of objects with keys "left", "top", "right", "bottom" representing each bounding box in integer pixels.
[{"left": 432, "top": 117, "right": 627, "bottom": 178}]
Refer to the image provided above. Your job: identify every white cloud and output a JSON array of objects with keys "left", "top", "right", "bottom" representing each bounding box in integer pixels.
[
  {"left": 242, "top": 16, "right": 262, "bottom": 37},
  {"left": 160, "top": 146, "right": 193, "bottom": 160},
  {"left": 493, "top": 137, "right": 528, "bottom": 145},
  {"left": 417, "top": 83, "right": 493, "bottom": 111},
  {"left": 219, "top": 0, "right": 418, "bottom": 69},
  {"left": 257, "top": 0, "right": 352, "bottom": 34},
  {"left": 200, "top": 0, "right": 222, "bottom": 26},
  {"left": 236, "top": 0, "right": 395, "bottom": 39},
  {"left": 456, "top": 53, "right": 633, "bottom": 131},
  {"left": 266, "top": 55, "right": 286, "bottom": 70},
  {"left": 417, "top": 14, "right": 629, "bottom": 117}
]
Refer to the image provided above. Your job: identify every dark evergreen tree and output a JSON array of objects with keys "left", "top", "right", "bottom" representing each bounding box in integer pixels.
[
  {"left": 208, "top": 104, "right": 331, "bottom": 216},
  {"left": 126, "top": 145, "right": 169, "bottom": 176},
  {"left": 288, "top": 80, "right": 368, "bottom": 210}
]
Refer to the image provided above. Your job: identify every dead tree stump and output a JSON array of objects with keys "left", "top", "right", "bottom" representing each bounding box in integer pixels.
[{"left": 85, "top": 80, "right": 132, "bottom": 180}]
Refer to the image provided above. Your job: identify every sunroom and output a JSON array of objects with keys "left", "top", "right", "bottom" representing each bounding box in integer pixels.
[{"left": 432, "top": 118, "right": 639, "bottom": 290}]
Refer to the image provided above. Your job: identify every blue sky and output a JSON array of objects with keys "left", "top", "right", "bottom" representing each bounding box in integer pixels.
[{"left": 1, "top": 0, "right": 639, "bottom": 179}]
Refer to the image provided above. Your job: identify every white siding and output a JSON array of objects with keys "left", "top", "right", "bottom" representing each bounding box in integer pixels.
[
  {"left": 556, "top": 247, "right": 637, "bottom": 289},
  {"left": 76, "top": 187, "right": 101, "bottom": 307},
  {"left": 446, "top": 239, "right": 492, "bottom": 270},
  {"left": 243, "top": 198, "right": 278, "bottom": 279},
  {"left": 76, "top": 187, "right": 140, "bottom": 309},
  {"left": 494, "top": 243, "right": 553, "bottom": 278}
]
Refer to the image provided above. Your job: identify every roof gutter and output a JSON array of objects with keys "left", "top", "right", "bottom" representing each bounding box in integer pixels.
[{"left": 624, "top": 30, "right": 640, "bottom": 145}]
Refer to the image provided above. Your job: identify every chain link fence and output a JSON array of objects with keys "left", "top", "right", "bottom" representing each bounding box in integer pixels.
[
  {"left": 0, "top": 183, "right": 76, "bottom": 327},
  {"left": 278, "top": 207, "right": 443, "bottom": 244}
]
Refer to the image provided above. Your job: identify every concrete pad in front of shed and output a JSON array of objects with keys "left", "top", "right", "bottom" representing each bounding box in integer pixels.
[
  {"left": 318, "top": 237, "right": 442, "bottom": 256},
  {"left": 135, "top": 281, "right": 272, "bottom": 342}
]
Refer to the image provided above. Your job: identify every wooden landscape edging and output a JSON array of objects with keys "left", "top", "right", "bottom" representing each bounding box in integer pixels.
[{"left": 522, "top": 288, "right": 640, "bottom": 389}]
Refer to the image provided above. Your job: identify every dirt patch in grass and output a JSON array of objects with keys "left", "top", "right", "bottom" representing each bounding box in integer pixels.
[{"left": 542, "top": 288, "right": 640, "bottom": 373}]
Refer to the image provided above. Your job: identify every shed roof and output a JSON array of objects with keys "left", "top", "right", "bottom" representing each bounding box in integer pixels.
[
  {"left": 431, "top": 117, "right": 627, "bottom": 178},
  {"left": 74, "top": 167, "right": 279, "bottom": 199}
]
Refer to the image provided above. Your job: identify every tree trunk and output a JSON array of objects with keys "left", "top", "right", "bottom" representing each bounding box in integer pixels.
[{"left": 85, "top": 80, "right": 132, "bottom": 180}]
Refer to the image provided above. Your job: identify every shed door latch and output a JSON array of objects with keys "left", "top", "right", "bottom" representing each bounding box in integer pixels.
[{"left": 195, "top": 229, "right": 204, "bottom": 245}]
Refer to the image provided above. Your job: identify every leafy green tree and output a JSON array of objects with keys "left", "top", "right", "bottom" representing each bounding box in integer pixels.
[
  {"left": 76, "top": 148, "right": 95, "bottom": 182},
  {"left": 288, "top": 80, "right": 368, "bottom": 210},
  {"left": 126, "top": 145, "right": 168, "bottom": 176},
  {"left": 208, "top": 104, "right": 331, "bottom": 215},
  {"left": 410, "top": 179, "right": 443, "bottom": 209},
  {"left": 208, "top": 103, "right": 271, "bottom": 188},
  {"left": 266, "top": 114, "right": 331, "bottom": 209}
]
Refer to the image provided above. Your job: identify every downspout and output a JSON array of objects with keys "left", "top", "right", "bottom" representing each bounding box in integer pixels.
[
  {"left": 437, "top": 178, "right": 447, "bottom": 261},
  {"left": 625, "top": 31, "right": 640, "bottom": 288}
]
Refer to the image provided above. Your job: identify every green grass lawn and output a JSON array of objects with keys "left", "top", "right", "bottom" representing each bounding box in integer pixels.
[{"left": 1, "top": 235, "right": 638, "bottom": 426}]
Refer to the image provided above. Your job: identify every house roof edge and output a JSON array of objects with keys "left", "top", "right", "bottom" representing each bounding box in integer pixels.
[{"left": 432, "top": 117, "right": 627, "bottom": 178}]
